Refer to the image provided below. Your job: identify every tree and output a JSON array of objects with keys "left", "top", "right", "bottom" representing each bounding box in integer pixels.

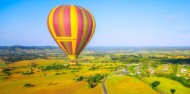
[
  {"left": 24, "top": 83, "right": 35, "bottom": 87},
  {"left": 151, "top": 81, "right": 160, "bottom": 89},
  {"left": 170, "top": 89, "right": 176, "bottom": 94},
  {"left": 77, "top": 76, "right": 84, "bottom": 81}
]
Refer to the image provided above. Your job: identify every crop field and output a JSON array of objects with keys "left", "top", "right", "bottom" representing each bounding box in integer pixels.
[
  {"left": 0, "top": 46, "right": 190, "bottom": 94},
  {"left": 105, "top": 75, "right": 158, "bottom": 94},
  {"left": 0, "top": 59, "right": 112, "bottom": 94},
  {"left": 144, "top": 77, "right": 190, "bottom": 94}
]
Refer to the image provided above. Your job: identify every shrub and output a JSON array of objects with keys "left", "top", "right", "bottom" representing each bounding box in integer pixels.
[
  {"left": 151, "top": 81, "right": 160, "bottom": 89},
  {"left": 88, "top": 83, "right": 96, "bottom": 88},
  {"left": 22, "top": 71, "right": 34, "bottom": 75},
  {"left": 24, "top": 83, "right": 35, "bottom": 87},
  {"left": 55, "top": 72, "right": 66, "bottom": 75},
  {"left": 3, "top": 71, "right": 11, "bottom": 76},
  {"left": 87, "top": 74, "right": 108, "bottom": 88},
  {"left": 55, "top": 72, "right": 61, "bottom": 75},
  {"left": 88, "top": 66, "right": 99, "bottom": 70},
  {"left": 170, "top": 89, "right": 176, "bottom": 94},
  {"left": 2, "top": 68, "right": 12, "bottom": 76},
  {"left": 77, "top": 76, "right": 84, "bottom": 81}
]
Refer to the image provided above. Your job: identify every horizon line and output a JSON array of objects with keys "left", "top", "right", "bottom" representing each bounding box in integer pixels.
[{"left": 1, "top": 45, "right": 190, "bottom": 47}]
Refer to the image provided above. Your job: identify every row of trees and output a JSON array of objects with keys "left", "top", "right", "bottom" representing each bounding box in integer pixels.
[
  {"left": 40, "top": 63, "right": 69, "bottom": 71},
  {"left": 76, "top": 74, "right": 108, "bottom": 88},
  {"left": 155, "top": 73, "right": 190, "bottom": 88}
]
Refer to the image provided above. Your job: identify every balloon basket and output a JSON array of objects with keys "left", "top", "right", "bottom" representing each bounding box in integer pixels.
[{"left": 70, "top": 60, "right": 78, "bottom": 66}]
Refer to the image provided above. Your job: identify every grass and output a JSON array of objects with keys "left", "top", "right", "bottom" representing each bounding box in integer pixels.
[
  {"left": 105, "top": 75, "right": 158, "bottom": 94},
  {"left": 143, "top": 76, "right": 190, "bottom": 94},
  {"left": 0, "top": 62, "right": 6, "bottom": 67}
]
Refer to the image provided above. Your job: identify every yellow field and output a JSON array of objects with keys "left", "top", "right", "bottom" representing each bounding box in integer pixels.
[
  {"left": 105, "top": 75, "right": 158, "bottom": 94},
  {"left": 0, "top": 59, "right": 112, "bottom": 94},
  {"left": 0, "top": 75, "right": 103, "bottom": 94}
]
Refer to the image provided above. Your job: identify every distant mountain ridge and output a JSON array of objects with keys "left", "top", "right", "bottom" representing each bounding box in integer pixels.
[
  {"left": 1, "top": 46, "right": 190, "bottom": 50},
  {"left": 0, "top": 46, "right": 59, "bottom": 50}
]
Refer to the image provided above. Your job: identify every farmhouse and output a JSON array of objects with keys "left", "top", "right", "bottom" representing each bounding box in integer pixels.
[{"left": 181, "top": 68, "right": 186, "bottom": 73}]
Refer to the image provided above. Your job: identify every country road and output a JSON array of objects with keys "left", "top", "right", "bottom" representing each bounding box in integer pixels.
[
  {"left": 102, "top": 70, "right": 118, "bottom": 94},
  {"left": 102, "top": 76, "right": 108, "bottom": 94}
]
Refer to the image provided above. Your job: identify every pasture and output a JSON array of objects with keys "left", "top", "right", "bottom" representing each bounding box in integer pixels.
[
  {"left": 144, "top": 77, "right": 190, "bottom": 94},
  {"left": 105, "top": 75, "right": 158, "bottom": 94}
]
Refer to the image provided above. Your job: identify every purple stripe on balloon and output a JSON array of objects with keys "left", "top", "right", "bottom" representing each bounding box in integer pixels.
[
  {"left": 53, "top": 6, "right": 62, "bottom": 37},
  {"left": 75, "top": 7, "right": 84, "bottom": 55},
  {"left": 64, "top": 5, "right": 71, "bottom": 37}
]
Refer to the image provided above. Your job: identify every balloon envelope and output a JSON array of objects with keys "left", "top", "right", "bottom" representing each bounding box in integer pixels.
[{"left": 47, "top": 5, "right": 95, "bottom": 61}]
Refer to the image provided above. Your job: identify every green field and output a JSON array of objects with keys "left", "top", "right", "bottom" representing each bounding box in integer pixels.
[
  {"left": 105, "top": 75, "right": 158, "bottom": 94},
  {"left": 144, "top": 77, "right": 190, "bottom": 94}
]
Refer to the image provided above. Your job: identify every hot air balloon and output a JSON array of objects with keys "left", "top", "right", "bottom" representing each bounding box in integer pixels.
[{"left": 47, "top": 5, "right": 96, "bottom": 64}]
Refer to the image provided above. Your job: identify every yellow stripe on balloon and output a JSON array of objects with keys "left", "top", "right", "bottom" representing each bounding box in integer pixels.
[
  {"left": 48, "top": 6, "right": 69, "bottom": 55},
  {"left": 70, "top": 5, "right": 78, "bottom": 55}
]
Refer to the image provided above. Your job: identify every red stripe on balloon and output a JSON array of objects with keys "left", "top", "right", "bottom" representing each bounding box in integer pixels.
[
  {"left": 53, "top": 6, "right": 62, "bottom": 37},
  {"left": 75, "top": 7, "right": 84, "bottom": 54},
  {"left": 68, "top": 42, "right": 73, "bottom": 55},
  {"left": 64, "top": 5, "right": 71, "bottom": 37}
]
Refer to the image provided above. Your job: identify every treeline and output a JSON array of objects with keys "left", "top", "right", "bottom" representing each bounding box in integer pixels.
[
  {"left": 155, "top": 73, "right": 190, "bottom": 88},
  {"left": 40, "top": 63, "right": 69, "bottom": 71},
  {"left": 1, "top": 53, "right": 46, "bottom": 63},
  {"left": 0, "top": 46, "right": 64, "bottom": 63},
  {"left": 111, "top": 55, "right": 190, "bottom": 64},
  {"left": 161, "top": 58, "right": 190, "bottom": 64},
  {"left": 0, "top": 46, "right": 58, "bottom": 50}
]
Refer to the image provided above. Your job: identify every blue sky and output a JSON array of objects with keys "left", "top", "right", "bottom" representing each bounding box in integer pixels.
[{"left": 0, "top": 0, "right": 190, "bottom": 46}]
